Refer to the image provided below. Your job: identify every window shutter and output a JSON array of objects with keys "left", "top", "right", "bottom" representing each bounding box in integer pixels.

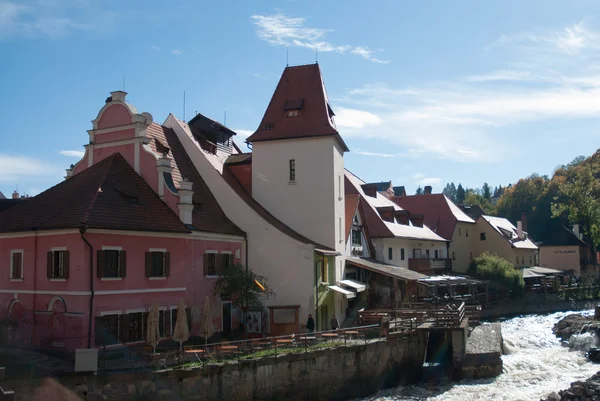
[
  {"left": 164, "top": 252, "right": 170, "bottom": 277},
  {"left": 228, "top": 254, "right": 234, "bottom": 269},
  {"left": 203, "top": 254, "right": 208, "bottom": 276},
  {"left": 97, "top": 250, "right": 106, "bottom": 278},
  {"left": 120, "top": 314, "right": 129, "bottom": 343},
  {"left": 94, "top": 317, "right": 104, "bottom": 346},
  {"left": 119, "top": 251, "right": 127, "bottom": 277},
  {"left": 47, "top": 251, "right": 53, "bottom": 278},
  {"left": 63, "top": 251, "right": 70, "bottom": 279},
  {"left": 145, "top": 252, "right": 152, "bottom": 277}
]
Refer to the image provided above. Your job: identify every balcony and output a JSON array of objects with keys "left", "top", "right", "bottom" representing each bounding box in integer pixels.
[{"left": 408, "top": 258, "right": 452, "bottom": 273}]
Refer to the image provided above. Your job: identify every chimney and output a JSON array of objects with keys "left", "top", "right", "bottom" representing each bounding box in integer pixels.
[
  {"left": 517, "top": 221, "right": 523, "bottom": 239},
  {"left": 109, "top": 91, "right": 127, "bottom": 102},
  {"left": 177, "top": 179, "right": 194, "bottom": 225},
  {"left": 12, "top": 191, "right": 19, "bottom": 199},
  {"left": 424, "top": 186, "right": 432, "bottom": 195},
  {"left": 521, "top": 212, "right": 528, "bottom": 233}
]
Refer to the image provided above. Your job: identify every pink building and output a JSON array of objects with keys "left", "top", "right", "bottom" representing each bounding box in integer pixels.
[{"left": 0, "top": 92, "right": 246, "bottom": 350}]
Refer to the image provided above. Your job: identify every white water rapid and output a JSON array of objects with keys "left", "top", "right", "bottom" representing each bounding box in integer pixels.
[{"left": 358, "top": 310, "right": 600, "bottom": 401}]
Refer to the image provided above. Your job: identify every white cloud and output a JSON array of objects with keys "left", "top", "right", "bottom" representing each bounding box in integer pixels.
[
  {"left": 59, "top": 150, "right": 84, "bottom": 158},
  {"left": 250, "top": 13, "right": 389, "bottom": 63},
  {"left": 335, "top": 107, "right": 382, "bottom": 129},
  {"left": 0, "top": 155, "right": 61, "bottom": 183},
  {"left": 233, "top": 129, "right": 253, "bottom": 139},
  {"left": 413, "top": 173, "right": 442, "bottom": 187},
  {"left": 151, "top": 45, "right": 160, "bottom": 51},
  {"left": 250, "top": 72, "right": 267, "bottom": 79},
  {"left": 336, "top": 21, "right": 600, "bottom": 163},
  {"left": 172, "top": 49, "right": 182, "bottom": 55},
  {"left": 353, "top": 149, "right": 396, "bottom": 158}
]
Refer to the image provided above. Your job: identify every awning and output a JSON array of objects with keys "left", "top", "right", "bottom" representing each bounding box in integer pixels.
[
  {"left": 328, "top": 285, "right": 355, "bottom": 299},
  {"left": 528, "top": 266, "right": 565, "bottom": 276},
  {"left": 340, "top": 279, "right": 366, "bottom": 292},
  {"left": 315, "top": 248, "right": 341, "bottom": 256},
  {"left": 522, "top": 269, "right": 544, "bottom": 279}
]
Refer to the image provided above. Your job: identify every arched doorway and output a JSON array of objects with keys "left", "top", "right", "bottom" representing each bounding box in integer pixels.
[
  {"left": 4, "top": 300, "right": 24, "bottom": 343},
  {"left": 48, "top": 297, "right": 66, "bottom": 347}
]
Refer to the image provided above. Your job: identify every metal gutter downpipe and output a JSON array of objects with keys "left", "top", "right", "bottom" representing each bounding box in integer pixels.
[{"left": 80, "top": 226, "right": 94, "bottom": 349}]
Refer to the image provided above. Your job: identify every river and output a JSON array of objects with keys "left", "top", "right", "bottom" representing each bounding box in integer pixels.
[{"left": 358, "top": 310, "right": 600, "bottom": 401}]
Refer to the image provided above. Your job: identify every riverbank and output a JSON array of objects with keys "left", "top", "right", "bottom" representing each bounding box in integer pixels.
[
  {"left": 544, "top": 372, "right": 600, "bottom": 401},
  {"left": 481, "top": 293, "right": 597, "bottom": 320}
]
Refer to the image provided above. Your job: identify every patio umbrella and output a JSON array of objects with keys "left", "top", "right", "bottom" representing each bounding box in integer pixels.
[
  {"left": 172, "top": 298, "right": 189, "bottom": 350},
  {"left": 199, "top": 296, "right": 215, "bottom": 345},
  {"left": 146, "top": 303, "right": 160, "bottom": 354}
]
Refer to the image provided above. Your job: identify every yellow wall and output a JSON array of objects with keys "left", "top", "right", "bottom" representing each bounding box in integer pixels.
[
  {"left": 471, "top": 219, "right": 537, "bottom": 268},
  {"left": 449, "top": 222, "right": 476, "bottom": 273},
  {"left": 540, "top": 245, "right": 581, "bottom": 276}
]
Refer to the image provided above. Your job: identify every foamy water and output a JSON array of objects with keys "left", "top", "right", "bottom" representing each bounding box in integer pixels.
[{"left": 357, "top": 310, "right": 600, "bottom": 401}]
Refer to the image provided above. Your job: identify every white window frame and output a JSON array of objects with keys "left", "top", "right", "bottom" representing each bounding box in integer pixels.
[
  {"left": 50, "top": 247, "right": 68, "bottom": 281},
  {"left": 148, "top": 248, "right": 167, "bottom": 278},
  {"left": 10, "top": 249, "right": 24, "bottom": 281},
  {"left": 101, "top": 246, "right": 123, "bottom": 281},
  {"left": 205, "top": 250, "right": 219, "bottom": 278}
]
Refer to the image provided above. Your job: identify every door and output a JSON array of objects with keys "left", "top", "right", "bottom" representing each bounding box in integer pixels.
[
  {"left": 320, "top": 305, "right": 328, "bottom": 331},
  {"left": 222, "top": 302, "right": 232, "bottom": 337}
]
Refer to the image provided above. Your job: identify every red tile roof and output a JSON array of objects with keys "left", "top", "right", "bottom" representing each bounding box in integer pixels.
[
  {"left": 345, "top": 194, "right": 360, "bottom": 241},
  {"left": 246, "top": 64, "right": 349, "bottom": 151},
  {"left": 146, "top": 123, "right": 244, "bottom": 237},
  {"left": 0, "top": 153, "right": 190, "bottom": 233},
  {"left": 392, "top": 194, "right": 475, "bottom": 240}
]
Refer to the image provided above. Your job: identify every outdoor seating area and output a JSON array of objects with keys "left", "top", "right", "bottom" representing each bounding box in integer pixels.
[{"left": 96, "top": 324, "right": 381, "bottom": 373}]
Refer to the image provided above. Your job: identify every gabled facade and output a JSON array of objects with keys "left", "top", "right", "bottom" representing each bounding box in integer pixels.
[
  {"left": 393, "top": 193, "right": 476, "bottom": 273},
  {"left": 473, "top": 215, "right": 538, "bottom": 268},
  {"left": 164, "top": 64, "right": 351, "bottom": 333},
  {"left": 345, "top": 171, "right": 449, "bottom": 275},
  {"left": 539, "top": 225, "right": 593, "bottom": 277},
  {"left": 0, "top": 92, "right": 245, "bottom": 351}
]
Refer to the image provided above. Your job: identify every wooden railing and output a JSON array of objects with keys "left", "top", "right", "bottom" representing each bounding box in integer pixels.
[{"left": 358, "top": 302, "right": 469, "bottom": 331}]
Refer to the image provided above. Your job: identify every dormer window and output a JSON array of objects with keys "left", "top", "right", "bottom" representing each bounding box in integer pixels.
[{"left": 287, "top": 110, "right": 299, "bottom": 118}]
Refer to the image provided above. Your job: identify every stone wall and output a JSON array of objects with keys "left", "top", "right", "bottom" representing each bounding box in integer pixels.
[{"left": 4, "top": 335, "right": 426, "bottom": 401}]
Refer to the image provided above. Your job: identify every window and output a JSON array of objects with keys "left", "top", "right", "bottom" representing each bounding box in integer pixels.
[
  {"left": 10, "top": 250, "right": 23, "bottom": 280},
  {"left": 97, "top": 249, "right": 126, "bottom": 278},
  {"left": 469, "top": 252, "right": 473, "bottom": 261},
  {"left": 145, "top": 250, "right": 170, "bottom": 278},
  {"left": 264, "top": 123, "right": 274, "bottom": 130},
  {"left": 289, "top": 159, "right": 296, "bottom": 182},
  {"left": 434, "top": 250, "right": 439, "bottom": 259},
  {"left": 319, "top": 259, "right": 328, "bottom": 283},
  {"left": 516, "top": 256, "right": 519, "bottom": 264},
  {"left": 466, "top": 229, "right": 469, "bottom": 238},
  {"left": 401, "top": 248, "right": 405, "bottom": 261},
  {"left": 204, "top": 253, "right": 232, "bottom": 277},
  {"left": 413, "top": 249, "right": 421, "bottom": 259},
  {"left": 351, "top": 229, "right": 362, "bottom": 246},
  {"left": 521, "top": 256, "right": 524, "bottom": 264},
  {"left": 287, "top": 109, "right": 299, "bottom": 117},
  {"left": 529, "top": 256, "right": 532, "bottom": 265},
  {"left": 158, "top": 310, "right": 166, "bottom": 338},
  {"left": 125, "top": 313, "right": 144, "bottom": 343},
  {"left": 339, "top": 217, "right": 342, "bottom": 241},
  {"left": 452, "top": 251, "right": 456, "bottom": 261},
  {"left": 388, "top": 247, "right": 393, "bottom": 260},
  {"left": 95, "top": 315, "right": 119, "bottom": 346},
  {"left": 338, "top": 175, "right": 342, "bottom": 201},
  {"left": 47, "top": 250, "right": 69, "bottom": 279},
  {"left": 480, "top": 233, "right": 486, "bottom": 241},
  {"left": 459, "top": 228, "right": 462, "bottom": 237},
  {"left": 426, "top": 249, "right": 430, "bottom": 258}
]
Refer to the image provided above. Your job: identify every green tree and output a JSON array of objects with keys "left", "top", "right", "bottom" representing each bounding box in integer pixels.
[
  {"left": 443, "top": 182, "right": 457, "bottom": 202},
  {"left": 456, "top": 184, "right": 466, "bottom": 204},
  {"left": 464, "top": 190, "right": 496, "bottom": 215},
  {"left": 482, "top": 183, "right": 492, "bottom": 200},
  {"left": 552, "top": 158, "right": 600, "bottom": 266},
  {"left": 415, "top": 186, "right": 424, "bottom": 195},
  {"left": 213, "top": 264, "right": 275, "bottom": 312},
  {"left": 468, "top": 252, "right": 524, "bottom": 297}
]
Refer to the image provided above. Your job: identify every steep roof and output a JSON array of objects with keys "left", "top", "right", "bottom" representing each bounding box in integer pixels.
[
  {"left": 0, "top": 199, "right": 26, "bottom": 214},
  {"left": 246, "top": 64, "right": 349, "bottom": 151},
  {"left": 146, "top": 123, "right": 244, "bottom": 237},
  {"left": 224, "top": 153, "right": 252, "bottom": 165},
  {"left": 0, "top": 191, "right": 5, "bottom": 199},
  {"left": 0, "top": 153, "right": 190, "bottom": 234},
  {"left": 345, "top": 170, "right": 447, "bottom": 242},
  {"left": 346, "top": 257, "right": 427, "bottom": 281},
  {"left": 480, "top": 215, "right": 538, "bottom": 249},
  {"left": 539, "top": 225, "right": 589, "bottom": 247},
  {"left": 393, "top": 194, "right": 475, "bottom": 240},
  {"left": 369, "top": 181, "right": 392, "bottom": 192},
  {"left": 345, "top": 194, "right": 360, "bottom": 241}
]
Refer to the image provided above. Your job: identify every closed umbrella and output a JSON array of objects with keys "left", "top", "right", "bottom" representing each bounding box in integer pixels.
[
  {"left": 172, "top": 298, "right": 189, "bottom": 350},
  {"left": 146, "top": 303, "right": 160, "bottom": 354},
  {"left": 199, "top": 296, "right": 215, "bottom": 345}
]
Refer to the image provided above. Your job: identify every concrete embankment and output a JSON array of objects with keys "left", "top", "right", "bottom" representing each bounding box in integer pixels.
[
  {"left": 461, "top": 323, "right": 503, "bottom": 379},
  {"left": 1, "top": 336, "right": 426, "bottom": 401}
]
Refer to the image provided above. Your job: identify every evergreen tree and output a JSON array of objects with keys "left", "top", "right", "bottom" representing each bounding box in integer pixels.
[
  {"left": 482, "top": 183, "right": 492, "bottom": 200},
  {"left": 456, "top": 184, "right": 466, "bottom": 204},
  {"left": 416, "top": 186, "right": 424, "bottom": 195}
]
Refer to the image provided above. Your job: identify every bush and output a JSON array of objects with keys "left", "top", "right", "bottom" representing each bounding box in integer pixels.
[{"left": 468, "top": 252, "right": 524, "bottom": 297}]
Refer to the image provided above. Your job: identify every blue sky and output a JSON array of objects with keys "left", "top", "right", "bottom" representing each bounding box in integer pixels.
[{"left": 2, "top": 0, "right": 600, "bottom": 198}]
